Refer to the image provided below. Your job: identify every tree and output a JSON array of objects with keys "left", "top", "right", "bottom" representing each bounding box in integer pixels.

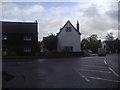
[
  {"left": 81, "top": 34, "right": 101, "bottom": 53},
  {"left": 114, "top": 38, "right": 120, "bottom": 53},
  {"left": 43, "top": 34, "right": 58, "bottom": 51},
  {"left": 81, "top": 38, "right": 90, "bottom": 50},
  {"left": 90, "top": 34, "right": 98, "bottom": 41},
  {"left": 104, "top": 33, "right": 116, "bottom": 53},
  {"left": 106, "top": 32, "right": 114, "bottom": 41}
]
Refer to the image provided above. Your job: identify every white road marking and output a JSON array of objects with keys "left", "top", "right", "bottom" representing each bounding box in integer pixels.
[
  {"left": 78, "top": 72, "right": 90, "bottom": 82},
  {"left": 104, "top": 58, "right": 107, "bottom": 65},
  {"left": 77, "top": 63, "right": 105, "bottom": 66},
  {"left": 81, "top": 57, "right": 105, "bottom": 59},
  {"left": 78, "top": 65, "right": 108, "bottom": 69},
  {"left": 74, "top": 69, "right": 90, "bottom": 82},
  {"left": 104, "top": 58, "right": 120, "bottom": 78},
  {"left": 87, "top": 76, "right": 120, "bottom": 83},
  {"left": 38, "top": 59, "right": 46, "bottom": 62},
  {"left": 78, "top": 69, "right": 112, "bottom": 73},
  {"left": 109, "top": 67, "right": 120, "bottom": 78},
  {"left": 16, "top": 62, "right": 32, "bottom": 64}
]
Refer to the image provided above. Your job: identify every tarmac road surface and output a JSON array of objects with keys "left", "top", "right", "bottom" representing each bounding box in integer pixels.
[{"left": 2, "top": 54, "right": 120, "bottom": 88}]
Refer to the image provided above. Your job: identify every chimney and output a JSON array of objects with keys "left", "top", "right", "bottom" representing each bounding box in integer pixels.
[
  {"left": 76, "top": 21, "right": 79, "bottom": 32},
  {"left": 35, "top": 20, "right": 37, "bottom": 23}
]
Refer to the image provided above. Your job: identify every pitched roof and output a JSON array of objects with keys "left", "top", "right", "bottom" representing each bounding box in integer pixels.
[{"left": 57, "top": 20, "right": 81, "bottom": 36}]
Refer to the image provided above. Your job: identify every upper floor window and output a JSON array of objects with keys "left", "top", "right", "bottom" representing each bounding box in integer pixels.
[
  {"left": 2, "top": 36, "right": 7, "bottom": 40},
  {"left": 66, "top": 27, "right": 71, "bottom": 32},
  {"left": 24, "top": 36, "right": 31, "bottom": 41}
]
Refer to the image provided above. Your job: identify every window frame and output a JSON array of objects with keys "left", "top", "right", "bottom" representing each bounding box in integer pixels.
[
  {"left": 24, "top": 36, "right": 32, "bottom": 41},
  {"left": 65, "top": 46, "right": 73, "bottom": 52},
  {"left": 2, "top": 47, "right": 7, "bottom": 51},
  {"left": 24, "top": 47, "right": 31, "bottom": 52},
  {"left": 66, "top": 27, "right": 71, "bottom": 32},
  {"left": 2, "top": 35, "right": 7, "bottom": 40}
]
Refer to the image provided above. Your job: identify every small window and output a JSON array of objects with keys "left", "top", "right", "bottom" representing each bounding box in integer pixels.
[
  {"left": 65, "top": 46, "right": 73, "bottom": 52},
  {"left": 24, "top": 36, "right": 31, "bottom": 41},
  {"left": 2, "top": 47, "right": 7, "bottom": 56},
  {"left": 24, "top": 47, "right": 31, "bottom": 52},
  {"left": 104, "top": 45, "right": 106, "bottom": 48},
  {"left": 65, "top": 46, "right": 68, "bottom": 50},
  {"left": 2, "top": 36, "right": 7, "bottom": 40},
  {"left": 70, "top": 47, "right": 73, "bottom": 51},
  {"left": 66, "top": 27, "right": 71, "bottom": 32}
]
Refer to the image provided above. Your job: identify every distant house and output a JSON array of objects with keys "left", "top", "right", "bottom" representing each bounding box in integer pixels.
[
  {"left": 102, "top": 41, "right": 107, "bottom": 49},
  {"left": 2, "top": 21, "right": 38, "bottom": 56},
  {"left": 57, "top": 20, "right": 81, "bottom": 52}
]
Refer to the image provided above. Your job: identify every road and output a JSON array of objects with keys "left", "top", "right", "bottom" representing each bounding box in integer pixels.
[{"left": 2, "top": 54, "right": 120, "bottom": 88}]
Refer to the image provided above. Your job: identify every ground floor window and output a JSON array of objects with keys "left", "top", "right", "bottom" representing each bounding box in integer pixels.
[
  {"left": 2, "top": 47, "right": 7, "bottom": 56},
  {"left": 24, "top": 47, "right": 31, "bottom": 52},
  {"left": 3, "top": 47, "right": 7, "bottom": 51},
  {"left": 2, "top": 35, "right": 7, "bottom": 40},
  {"left": 24, "top": 36, "right": 32, "bottom": 41},
  {"left": 65, "top": 46, "right": 73, "bottom": 52}
]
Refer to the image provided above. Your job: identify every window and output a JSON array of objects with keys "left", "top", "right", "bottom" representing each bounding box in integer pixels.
[
  {"left": 104, "top": 45, "right": 106, "bottom": 48},
  {"left": 66, "top": 27, "right": 71, "bottom": 32},
  {"left": 3, "top": 47, "right": 7, "bottom": 51},
  {"left": 65, "top": 46, "right": 73, "bottom": 52},
  {"left": 24, "top": 47, "right": 31, "bottom": 52},
  {"left": 2, "top": 47, "right": 7, "bottom": 56},
  {"left": 2, "top": 36, "right": 7, "bottom": 40},
  {"left": 24, "top": 36, "right": 31, "bottom": 41},
  {"left": 70, "top": 47, "right": 73, "bottom": 51}
]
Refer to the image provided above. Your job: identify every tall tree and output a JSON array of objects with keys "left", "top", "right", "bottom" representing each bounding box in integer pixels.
[
  {"left": 81, "top": 34, "right": 101, "bottom": 53},
  {"left": 104, "top": 33, "right": 116, "bottom": 53},
  {"left": 90, "top": 34, "right": 98, "bottom": 41},
  {"left": 106, "top": 32, "right": 114, "bottom": 41}
]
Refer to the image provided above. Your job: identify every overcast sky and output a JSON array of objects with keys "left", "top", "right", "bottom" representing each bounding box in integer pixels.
[{"left": 1, "top": 0, "right": 118, "bottom": 41}]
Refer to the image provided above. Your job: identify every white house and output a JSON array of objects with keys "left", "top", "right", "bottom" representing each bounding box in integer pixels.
[
  {"left": 102, "top": 41, "right": 108, "bottom": 49},
  {"left": 57, "top": 20, "right": 81, "bottom": 52}
]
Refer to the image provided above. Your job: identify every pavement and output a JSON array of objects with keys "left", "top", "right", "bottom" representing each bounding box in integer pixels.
[{"left": 2, "top": 54, "right": 120, "bottom": 88}]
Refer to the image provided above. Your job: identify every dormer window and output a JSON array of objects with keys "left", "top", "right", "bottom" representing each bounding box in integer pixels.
[
  {"left": 24, "top": 36, "right": 31, "bottom": 41},
  {"left": 66, "top": 27, "right": 71, "bottom": 32},
  {"left": 2, "top": 35, "right": 7, "bottom": 40}
]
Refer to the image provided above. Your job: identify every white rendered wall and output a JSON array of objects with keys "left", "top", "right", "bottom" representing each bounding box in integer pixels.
[{"left": 57, "top": 22, "right": 81, "bottom": 52}]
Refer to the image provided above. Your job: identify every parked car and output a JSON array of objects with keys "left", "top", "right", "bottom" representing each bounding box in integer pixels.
[
  {"left": 87, "top": 49, "right": 92, "bottom": 54},
  {"left": 83, "top": 49, "right": 92, "bottom": 56},
  {"left": 97, "top": 48, "right": 106, "bottom": 56}
]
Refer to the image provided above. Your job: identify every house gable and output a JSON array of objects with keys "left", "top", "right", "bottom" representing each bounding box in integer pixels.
[
  {"left": 57, "top": 20, "right": 81, "bottom": 36},
  {"left": 57, "top": 20, "right": 81, "bottom": 52}
]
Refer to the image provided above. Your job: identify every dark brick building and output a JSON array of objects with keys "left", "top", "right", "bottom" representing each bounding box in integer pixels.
[{"left": 2, "top": 20, "right": 38, "bottom": 56}]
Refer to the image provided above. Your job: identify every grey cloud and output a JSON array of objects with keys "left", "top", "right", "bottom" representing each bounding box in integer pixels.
[
  {"left": 106, "top": 2, "right": 118, "bottom": 21},
  {"left": 78, "top": 2, "right": 118, "bottom": 40},
  {"left": 83, "top": 4, "right": 100, "bottom": 17},
  {"left": 81, "top": 3, "right": 117, "bottom": 31},
  {"left": 2, "top": 3, "right": 44, "bottom": 17},
  {"left": 2, "top": 2, "right": 118, "bottom": 41}
]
